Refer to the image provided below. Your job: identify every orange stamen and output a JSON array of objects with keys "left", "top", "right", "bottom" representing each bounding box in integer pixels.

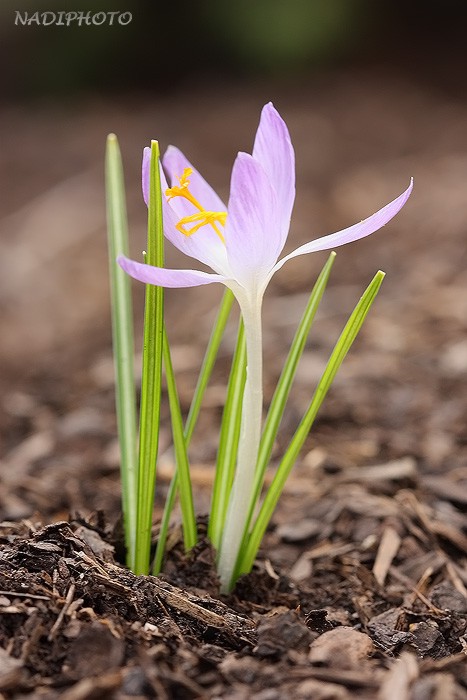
[{"left": 166, "top": 169, "right": 226, "bottom": 243}]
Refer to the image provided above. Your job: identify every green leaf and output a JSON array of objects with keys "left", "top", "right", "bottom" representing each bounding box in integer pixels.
[
  {"left": 162, "top": 329, "right": 197, "bottom": 551},
  {"left": 134, "top": 141, "right": 165, "bottom": 575},
  {"left": 238, "top": 252, "right": 335, "bottom": 558},
  {"left": 153, "top": 288, "right": 235, "bottom": 574},
  {"left": 237, "top": 270, "right": 385, "bottom": 577},
  {"left": 105, "top": 134, "right": 138, "bottom": 570},
  {"left": 152, "top": 465, "right": 178, "bottom": 576},
  {"left": 208, "top": 318, "right": 247, "bottom": 550},
  {"left": 185, "top": 289, "right": 235, "bottom": 444}
]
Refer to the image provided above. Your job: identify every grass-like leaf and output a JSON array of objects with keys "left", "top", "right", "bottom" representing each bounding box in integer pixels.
[
  {"left": 185, "top": 290, "right": 235, "bottom": 444},
  {"left": 208, "top": 318, "right": 247, "bottom": 550},
  {"left": 152, "top": 466, "right": 178, "bottom": 576},
  {"left": 153, "top": 289, "right": 235, "bottom": 574},
  {"left": 237, "top": 252, "right": 336, "bottom": 560},
  {"left": 134, "top": 141, "right": 165, "bottom": 575},
  {"left": 162, "top": 329, "right": 197, "bottom": 551},
  {"left": 236, "top": 270, "right": 385, "bottom": 577},
  {"left": 105, "top": 134, "right": 138, "bottom": 570}
]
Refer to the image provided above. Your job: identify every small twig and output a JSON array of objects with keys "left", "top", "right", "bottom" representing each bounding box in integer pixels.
[
  {"left": 445, "top": 560, "right": 467, "bottom": 598},
  {"left": 264, "top": 559, "right": 280, "bottom": 580},
  {"left": 388, "top": 567, "right": 445, "bottom": 615},
  {"left": 76, "top": 550, "right": 110, "bottom": 577},
  {"left": 48, "top": 583, "right": 76, "bottom": 641},
  {"left": 151, "top": 580, "right": 255, "bottom": 631},
  {"left": 0, "top": 589, "right": 50, "bottom": 601},
  {"left": 153, "top": 583, "right": 230, "bottom": 629},
  {"left": 408, "top": 566, "right": 435, "bottom": 608},
  {"left": 92, "top": 572, "right": 133, "bottom": 597}
]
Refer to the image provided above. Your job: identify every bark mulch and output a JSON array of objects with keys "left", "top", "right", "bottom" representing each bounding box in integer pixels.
[{"left": 0, "top": 458, "right": 465, "bottom": 699}]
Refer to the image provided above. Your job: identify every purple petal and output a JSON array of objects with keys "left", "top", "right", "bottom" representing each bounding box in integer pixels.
[
  {"left": 252, "top": 102, "right": 295, "bottom": 250},
  {"left": 117, "top": 255, "right": 228, "bottom": 288},
  {"left": 273, "top": 179, "right": 413, "bottom": 275},
  {"left": 224, "top": 152, "right": 280, "bottom": 286},
  {"left": 142, "top": 146, "right": 172, "bottom": 207},
  {"left": 163, "top": 146, "right": 226, "bottom": 218},
  {"left": 142, "top": 146, "right": 150, "bottom": 206},
  {"left": 142, "top": 148, "right": 230, "bottom": 276}
]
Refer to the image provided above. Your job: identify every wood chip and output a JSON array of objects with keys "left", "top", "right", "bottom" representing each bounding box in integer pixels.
[
  {"left": 296, "top": 666, "right": 381, "bottom": 689},
  {"left": 303, "top": 541, "right": 355, "bottom": 561},
  {"left": 277, "top": 519, "right": 321, "bottom": 543},
  {"left": 0, "top": 647, "right": 23, "bottom": 691},
  {"left": 289, "top": 554, "right": 313, "bottom": 582},
  {"left": 0, "top": 431, "right": 54, "bottom": 483},
  {"left": 430, "top": 519, "right": 467, "bottom": 554},
  {"left": 373, "top": 526, "right": 402, "bottom": 586},
  {"left": 422, "top": 475, "right": 467, "bottom": 505},
  {"left": 339, "top": 457, "right": 417, "bottom": 483},
  {"left": 296, "top": 678, "right": 350, "bottom": 698},
  {"left": 309, "top": 627, "right": 374, "bottom": 669},
  {"left": 60, "top": 671, "right": 122, "bottom": 700},
  {"left": 378, "top": 652, "right": 419, "bottom": 700}
]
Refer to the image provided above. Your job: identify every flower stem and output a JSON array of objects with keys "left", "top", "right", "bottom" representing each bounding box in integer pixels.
[{"left": 217, "top": 298, "right": 263, "bottom": 593}]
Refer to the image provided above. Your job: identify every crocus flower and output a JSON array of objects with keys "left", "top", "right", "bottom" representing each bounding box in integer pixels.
[
  {"left": 118, "top": 102, "right": 412, "bottom": 591},
  {"left": 119, "top": 103, "right": 412, "bottom": 304}
]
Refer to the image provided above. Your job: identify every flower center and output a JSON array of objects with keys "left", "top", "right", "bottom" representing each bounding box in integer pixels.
[{"left": 165, "top": 168, "right": 227, "bottom": 244}]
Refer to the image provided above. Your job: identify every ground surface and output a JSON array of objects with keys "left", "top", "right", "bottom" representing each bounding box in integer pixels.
[{"left": 0, "top": 70, "right": 466, "bottom": 698}]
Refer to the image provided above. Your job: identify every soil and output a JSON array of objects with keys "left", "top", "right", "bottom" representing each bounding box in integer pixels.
[{"left": 1, "top": 69, "right": 467, "bottom": 698}]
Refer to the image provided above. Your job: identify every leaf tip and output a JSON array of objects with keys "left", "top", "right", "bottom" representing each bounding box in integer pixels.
[{"left": 150, "top": 140, "right": 161, "bottom": 158}]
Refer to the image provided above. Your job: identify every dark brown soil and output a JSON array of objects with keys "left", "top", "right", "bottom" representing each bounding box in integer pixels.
[
  {"left": 1, "top": 70, "right": 467, "bottom": 698},
  {"left": 0, "top": 492, "right": 466, "bottom": 699}
]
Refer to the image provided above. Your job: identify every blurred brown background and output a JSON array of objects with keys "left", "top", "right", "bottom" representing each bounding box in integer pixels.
[
  {"left": 0, "top": 0, "right": 466, "bottom": 517},
  {"left": 1, "top": 0, "right": 466, "bottom": 362}
]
